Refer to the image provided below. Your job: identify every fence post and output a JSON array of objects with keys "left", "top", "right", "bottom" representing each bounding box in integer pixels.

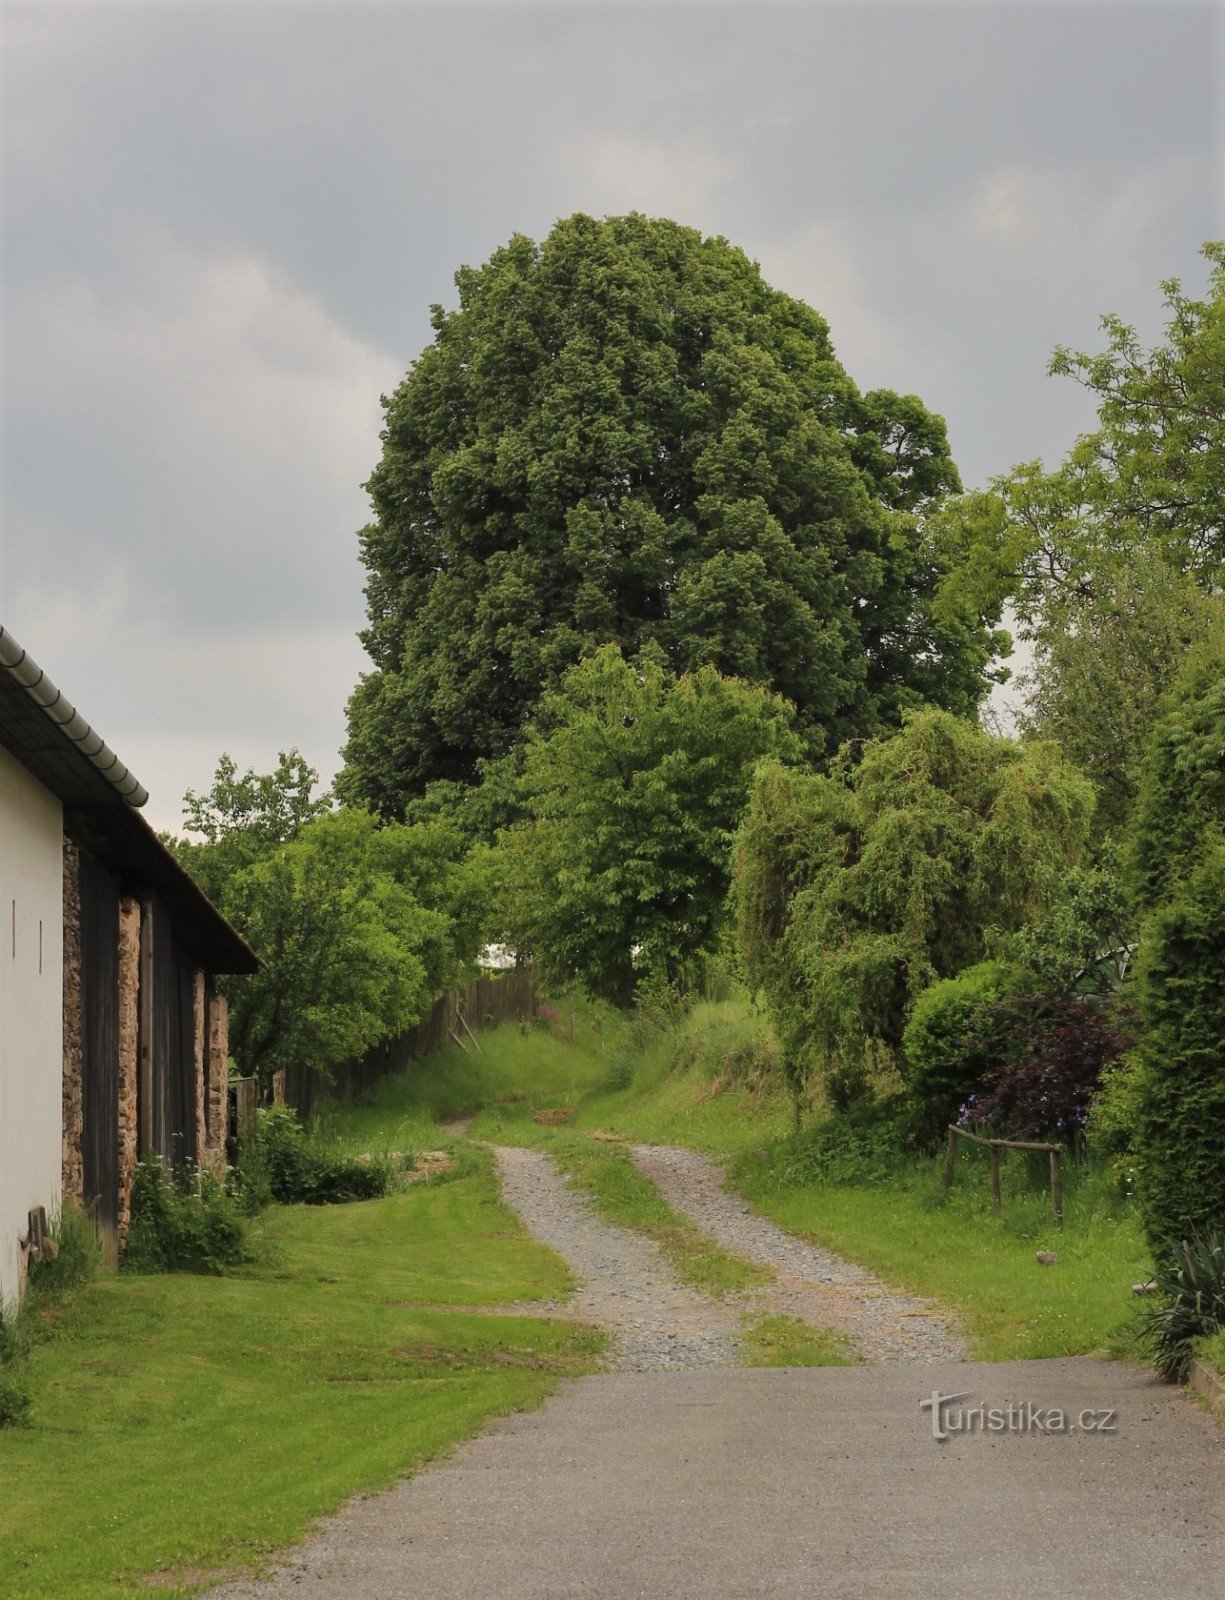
[
  {"left": 989, "top": 1143, "right": 1001, "bottom": 1211},
  {"left": 943, "top": 1128, "right": 957, "bottom": 1190},
  {"left": 1050, "top": 1148, "right": 1063, "bottom": 1226}
]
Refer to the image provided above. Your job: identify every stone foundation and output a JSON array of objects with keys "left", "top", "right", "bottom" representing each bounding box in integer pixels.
[{"left": 205, "top": 990, "right": 230, "bottom": 1171}]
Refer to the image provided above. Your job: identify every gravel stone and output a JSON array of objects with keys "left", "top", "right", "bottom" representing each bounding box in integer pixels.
[
  {"left": 629, "top": 1143, "right": 965, "bottom": 1364},
  {"left": 492, "top": 1144, "right": 740, "bottom": 1370}
]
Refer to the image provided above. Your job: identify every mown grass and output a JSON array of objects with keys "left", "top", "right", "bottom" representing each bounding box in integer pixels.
[
  {"left": 0, "top": 1149, "right": 602, "bottom": 1600},
  {"left": 473, "top": 997, "right": 1152, "bottom": 1363},
  {"left": 472, "top": 1105, "right": 769, "bottom": 1296}
]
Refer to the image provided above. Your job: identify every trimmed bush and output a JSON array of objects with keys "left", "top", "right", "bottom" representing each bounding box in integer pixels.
[
  {"left": 240, "top": 1107, "right": 394, "bottom": 1206},
  {"left": 1133, "top": 845, "right": 1225, "bottom": 1255},
  {"left": 124, "top": 1158, "right": 251, "bottom": 1274},
  {"left": 902, "top": 962, "right": 1013, "bottom": 1148}
]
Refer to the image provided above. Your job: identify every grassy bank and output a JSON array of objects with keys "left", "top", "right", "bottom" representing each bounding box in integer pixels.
[
  {"left": 0, "top": 1146, "right": 600, "bottom": 1600},
  {"left": 469, "top": 998, "right": 1150, "bottom": 1363}
]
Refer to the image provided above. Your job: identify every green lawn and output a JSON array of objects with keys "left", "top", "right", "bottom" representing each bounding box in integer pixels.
[{"left": 0, "top": 1150, "right": 601, "bottom": 1600}]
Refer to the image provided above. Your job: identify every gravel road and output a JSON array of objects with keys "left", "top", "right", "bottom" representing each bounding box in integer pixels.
[
  {"left": 493, "top": 1143, "right": 740, "bottom": 1370},
  {"left": 630, "top": 1143, "right": 964, "bottom": 1363}
]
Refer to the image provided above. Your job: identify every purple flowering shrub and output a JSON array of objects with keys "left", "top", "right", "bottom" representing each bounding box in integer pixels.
[{"left": 961, "top": 996, "right": 1134, "bottom": 1141}]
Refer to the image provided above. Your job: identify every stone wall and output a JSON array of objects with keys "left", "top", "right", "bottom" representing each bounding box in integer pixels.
[
  {"left": 61, "top": 839, "right": 83, "bottom": 1205},
  {"left": 205, "top": 990, "right": 229, "bottom": 1171},
  {"left": 116, "top": 896, "right": 140, "bottom": 1248}
]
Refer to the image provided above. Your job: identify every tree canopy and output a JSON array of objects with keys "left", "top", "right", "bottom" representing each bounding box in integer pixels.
[
  {"left": 498, "top": 644, "right": 798, "bottom": 1003},
  {"left": 342, "top": 213, "right": 1001, "bottom": 815},
  {"left": 172, "top": 754, "right": 490, "bottom": 1086},
  {"left": 936, "top": 244, "right": 1225, "bottom": 833}
]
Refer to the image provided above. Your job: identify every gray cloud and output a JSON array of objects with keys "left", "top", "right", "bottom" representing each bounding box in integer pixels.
[{"left": 1, "top": 3, "right": 1217, "bottom": 827}]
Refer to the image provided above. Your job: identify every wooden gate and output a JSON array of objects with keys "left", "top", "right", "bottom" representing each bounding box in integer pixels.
[{"left": 79, "top": 848, "right": 120, "bottom": 1262}]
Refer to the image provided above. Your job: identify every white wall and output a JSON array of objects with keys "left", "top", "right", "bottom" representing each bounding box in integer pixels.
[{"left": 0, "top": 744, "right": 63, "bottom": 1316}]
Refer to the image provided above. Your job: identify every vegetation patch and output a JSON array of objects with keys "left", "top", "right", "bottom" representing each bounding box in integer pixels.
[{"left": 739, "top": 1315, "right": 854, "bottom": 1369}]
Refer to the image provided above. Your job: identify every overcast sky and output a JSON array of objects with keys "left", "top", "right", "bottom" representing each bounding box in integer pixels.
[{"left": 1, "top": 2, "right": 1219, "bottom": 830}]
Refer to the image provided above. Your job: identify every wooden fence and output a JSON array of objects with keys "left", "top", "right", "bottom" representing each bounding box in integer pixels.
[
  {"left": 278, "top": 966, "right": 538, "bottom": 1120},
  {"left": 943, "top": 1124, "right": 1065, "bottom": 1225}
]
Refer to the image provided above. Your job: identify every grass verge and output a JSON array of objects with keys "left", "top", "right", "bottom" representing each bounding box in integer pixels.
[
  {"left": 739, "top": 1315, "right": 854, "bottom": 1368},
  {"left": 0, "top": 1148, "right": 601, "bottom": 1600}
]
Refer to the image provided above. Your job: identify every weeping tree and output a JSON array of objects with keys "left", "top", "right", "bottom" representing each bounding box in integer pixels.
[
  {"left": 733, "top": 711, "right": 1095, "bottom": 1113},
  {"left": 341, "top": 213, "right": 1002, "bottom": 816}
]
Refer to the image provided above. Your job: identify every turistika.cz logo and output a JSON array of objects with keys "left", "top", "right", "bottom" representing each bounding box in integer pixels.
[{"left": 919, "top": 1391, "right": 1118, "bottom": 1441}]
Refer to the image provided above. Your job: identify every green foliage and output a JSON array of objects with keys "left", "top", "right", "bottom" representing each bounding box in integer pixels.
[
  {"left": 172, "top": 755, "right": 491, "bottom": 1087},
  {"left": 1086, "top": 1051, "right": 1149, "bottom": 1172},
  {"left": 1129, "top": 643, "right": 1225, "bottom": 915},
  {"left": 1138, "top": 1230, "right": 1225, "bottom": 1383},
  {"left": 124, "top": 1158, "right": 251, "bottom": 1274},
  {"left": 1125, "top": 648, "right": 1225, "bottom": 1256},
  {"left": 741, "top": 1107, "right": 905, "bottom": 1188},
  {"left": 0, "top": 1370, "right": 31, "bottom": 1428},
  {"left": 499, "top": 644, "right": 800, "bottom": 1002},
  {"left": 1002, "top": 853, "right": 1133, "bottom": 998},
  {"left": 342, "top": 212, "right": 1001, "bottom": 813},
  {"left": 936, "top": 245, "right": 1225, "bottom": 833},
  {"left": 1132, "top": 844, "right": 1225, "bottom": 1256},
  {"left": 734, "top": 711, "right": 1094, "bottom": 1107},
  {"left": 902, "top": 962, "right": 1014, "bottom": 1147},
  {"left": 240, "top": 1107, "right": 394, "bottom": 1206}
]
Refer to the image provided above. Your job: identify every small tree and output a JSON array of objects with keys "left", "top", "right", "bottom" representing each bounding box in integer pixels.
[
  {"left": 499, "top": 645, "right": 798, "bottom": 1003},
  {"left": 171, "top": 757, "right": 487, "bottom": 1088},
  {"left": 734, "top": 711, "right": 1094, "bottom": 1111}
]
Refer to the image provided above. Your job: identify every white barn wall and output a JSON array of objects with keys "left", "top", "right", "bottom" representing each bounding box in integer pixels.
[{"left": 0, "top": 743, "right": 64, "bottom": 1314}]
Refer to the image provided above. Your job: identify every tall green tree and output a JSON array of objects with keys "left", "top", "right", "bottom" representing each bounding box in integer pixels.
[
  {"left": 499, "top": 645, "right": 799, "bottom": 1003},
  {"left": 342, "top": 213, "right": 1000, "bottom": 815},
  {"left": 936, "top": 243, "right": 1225, "bottom": 833},
  {"left": 734, "top": 712, "right": 1095, "bottom": 1109}
]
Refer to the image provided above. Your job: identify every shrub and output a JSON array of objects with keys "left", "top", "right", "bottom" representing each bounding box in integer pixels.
[
  {"left": 1132, "top": 845, "right": 1225, "bottom": 1256},
  {"left": 240, "top": 1107, "right": 394, "bottom": 1206},
  {"left": 960, "top": 996, "right": 1134, "bottom": 1142},
  {"left": 124, "top": 1158, "right": 251, "bottom": 1274},
  {"left": 902, "top": 962, "right": 1013, "bottom": 1148},
  {"left": 0, "top": 1368, "right": 31, "bottom": 1429},
  {"left": 1138, "top": 1229, "right": 1225, "bottom": 1383},
  {"left": 739, "top": 1105, "right": 904, "bottom": 1190},
  {"left": 1086, "top": 1051, "right": 1149, "bottom": 1174}
]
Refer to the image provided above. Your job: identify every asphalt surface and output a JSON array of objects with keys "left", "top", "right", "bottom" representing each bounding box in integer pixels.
[{"left": 216, "top": 1359, "right": 1222, "bottom": 1599}]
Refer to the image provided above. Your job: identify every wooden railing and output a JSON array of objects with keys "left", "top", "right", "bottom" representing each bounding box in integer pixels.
[{"left": 943, "top": 1125, "right": 1065, "bottom": 1225}]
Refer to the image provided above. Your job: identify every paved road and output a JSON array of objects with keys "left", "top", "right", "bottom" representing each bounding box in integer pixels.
[{"left": 217, "top": 1360, "right": 1222, "bottom": 1599}]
